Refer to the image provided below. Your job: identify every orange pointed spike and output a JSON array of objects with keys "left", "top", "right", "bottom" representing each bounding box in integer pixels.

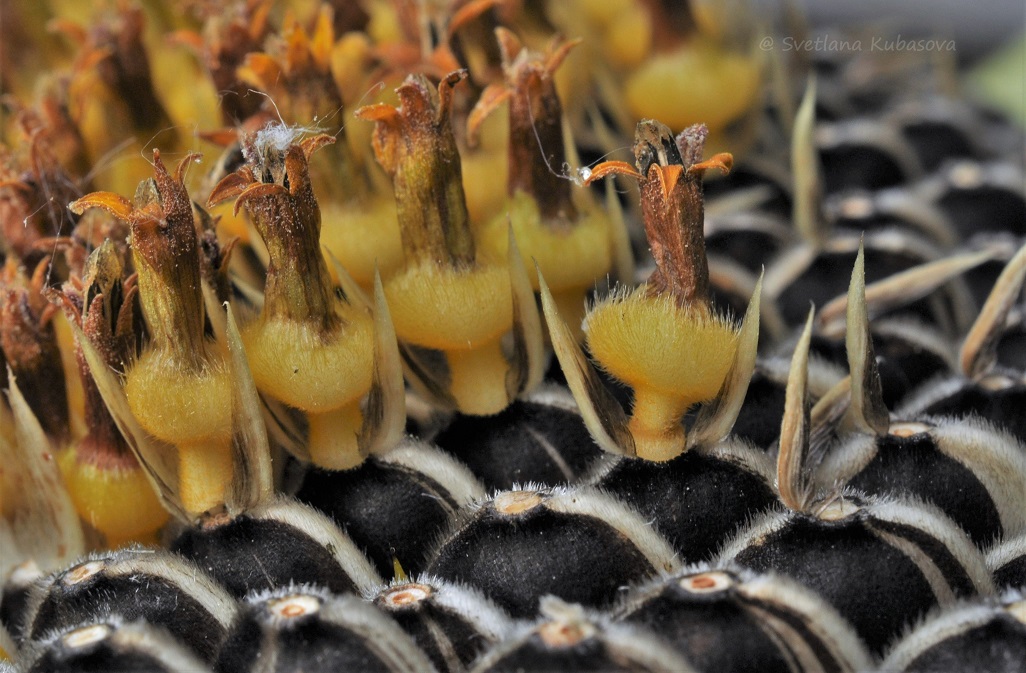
[
  {"left": 69, "top": 192, "right": 135, "bottom": 220},
  {"left": 687, "top": 152, "right": 734, "bottom": 176},
  {"left": 655, "top": 164, "right": 684, "bottom": 201},
  {"left": 583, "top": 161, "right": 642, "bottom": 185}
]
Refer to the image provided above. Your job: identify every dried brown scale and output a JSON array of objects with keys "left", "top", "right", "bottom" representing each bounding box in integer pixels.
[
  {"left": 57, "top": 242, "right": 139, "bottom": 470},
  {"left": 359, "top": 70, "right": 475, "bottom": 268},
  {"left": 0, "top": 126, "right": 84, "bottom": 267},
  {"left": 0, "top": 259, "right": 68, "bottom": 441}
]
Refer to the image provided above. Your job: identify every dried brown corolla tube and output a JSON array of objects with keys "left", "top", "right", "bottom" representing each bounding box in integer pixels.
[
  {"left": 230, "top": 7, "right": 405, "bottom": 288},
  {"left": 544, "top": 120, "right": 744, "bottom": 462},
  {"left": 56, "top": 3, "right": 180, "bottom": 194},
  {"left": 208, "top": 127, "right": 405, "bottom": 471},
  {"left": 357, "top": 70, "right": 543, "bottom": 416},
  {"left": 468, "top": 29, "right": 618, "bottom": 336}
]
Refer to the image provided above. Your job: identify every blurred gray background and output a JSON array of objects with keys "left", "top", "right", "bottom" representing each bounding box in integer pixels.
[{"left": 757, "top": 0, "right": 1025, "bottom": 61}]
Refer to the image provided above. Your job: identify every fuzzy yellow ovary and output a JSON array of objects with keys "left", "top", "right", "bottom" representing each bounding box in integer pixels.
[
  {"left": 600, "top": 2, "right": 653, "bottom": 68},
  {"left": 58, "top": 447, "right": 169, "bottom": 547},
  {"left": 385, "top": 263, "right": 513, "bottom": 351},
  {"left": 386, "top": 262, "right": 515, "bottom": 415},
  {"left": 481, "top": 191, "right": 612, "bottom": 292},
  {"left": 242, "top": 312, "right": 376, "bottom": 413},
  {"left": 125, "top": 349, "right": 234, "bottom": 514},
  {"left": 124, "top": 350, "right": 233, "bottom": 445},
  {"left": 624, "top": 40, "right": 759, "bottom": 133},
  {"left": 585, "top": 288, "right": 738, "bottom": 398},
  {"left": 586, "top": 287, "right": 738, "bottom": 459},
  {"left": 320, "top": 198, "right": 405, "bottom": 287}
]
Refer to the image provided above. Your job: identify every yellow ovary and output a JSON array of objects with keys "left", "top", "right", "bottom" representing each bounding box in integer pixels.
[
  {"left": 125, "top": 348, "right": 234, "bottom": 514},
  {"left": 602, "top": 3, "right": 653, "bottom": 68},
  {"left": 385, "top": 263, "right": 513, "bottom": 351},
  {"left": 624, "top": 41, "right": 759, "bottom": 133},
  {"left": 320, "top": 197, "right": 405, "bottom": 287},
  {"left": 481, "top": 190, "right": 612, "bottom": 292},
  {"left": 125, "top": 350, "right": 233, "bottom": 445},
  {"left": 58, "top": 447, "right": 169, "bottom": 547},
  {"left": 242, "top": 311, "right": 376, "bottom": 413},
  {"left": 586, "top": 288, "right": 738, "bottom": 398}
]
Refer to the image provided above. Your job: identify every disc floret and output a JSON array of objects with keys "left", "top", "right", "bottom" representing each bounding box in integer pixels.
[{"left": 577, "top": 121, "right": 738, "bottom": 460}]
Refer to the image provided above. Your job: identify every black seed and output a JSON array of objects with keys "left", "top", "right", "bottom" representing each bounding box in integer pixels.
[
  {"left": 171, "top": 512, "right": 369, "bottom": 598},
  {"left": 434, "top": 397, "right": 602, "bottom": 490},
  {"left": 896, "top": 611, "right": 1026, "bottom": 673},
  {"left": 25, "top": 553, "right": 230, "bottom": 661},
  {"left": 298, "top": 460, "right": 460, "bottom": 577},
  {"left": 731, "top": 513, "right": 942, "bottom": 655},
  {"left": 216, "top": 589, "right": 434, "bottom": 673},
  {"left": 846, "top": 433, "right": 1003, "bottom": 546},
  {"left": 921, "top": 385, "right": 1026, "bottom": 445},
  {"left": 428, "top": 490, "right": 667, "bottom": 618},
  {"left": 374, "top": 579, "right": 511, "bottom": 673},
  {"left": 732, "top": 371, "right": 788, "bottom": 450},
  {"left": 597, "top": 449, "right": 776, "bottom": 564}
]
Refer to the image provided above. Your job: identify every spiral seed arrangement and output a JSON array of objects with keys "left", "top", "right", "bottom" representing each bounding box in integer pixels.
[{"left": 1, "top": 1, "right": 1025, "bottom": 672}]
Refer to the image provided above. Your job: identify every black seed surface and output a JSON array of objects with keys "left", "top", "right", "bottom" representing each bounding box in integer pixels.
[
  {"left": 819, "top": 145, "right": 908, "bottom": 192},
  {"left": 921, "top": 385, "right": 1026, "bottom": 445},
  {"left": 171, "top": 516, "right": 359, "bottom": 598},
  {"left": 479, "top": 635, "right": 655, "bottom": 673},
  {"left": 903, "top": 616, "right": 1026, "bottom": 673},
  {"left": 429, "top": 506, "right": 654, "bottom": 617},
  {"left": 217, "top": 618, "right": 395, "bottom": 673},
  {"left": 901, "top": 122, "right": 975, "bottom": 171},
  {"left": 732, "top": 515, "right": 940, "bottom": 655},
  {"left": 434, "top": 400, "right": 601, "bottom": 490},
  {"left": 28, "top": 648, "right": 176, "bottom": 673},
  {"left": 847, "top": 433, "right": 1003, "bottom": 546},
  {"left": 28, "top": 574, "right": 224, "bottom": 661},
  {"left": 384, "top": 599, "right": 490, "bottom": 672},
  {"left": 776, "top": 249, "right": 928, "bottom": 327},
  {"left": 622, "top": 590, "right": 792, "bottom": 673},
  {"left": 298, "top": 460, "right": 459, "bottom": 576},
  {"left": 598, "top": 452, "right": 776, "bottom": 564},
  {"left": 938, "top": 186, "right": 1026, "bottom": 238},
  {"left": 992, "top": 553, "right": 1026, "bottom": 590},
  {"left": 732, "top": 371, "right": 788, "bottom": 450},
  {"left": 0, "top": 576, "right": 34, "bottom": 642},
  {"left": 706, "top": 228, "right": 787, "bottom": 272}
]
